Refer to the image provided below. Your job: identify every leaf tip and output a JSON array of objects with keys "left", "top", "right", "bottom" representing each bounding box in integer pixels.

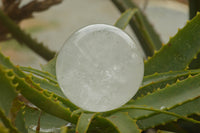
[
  {"left": 186, "top": 20, "right": 191, "bottom": 24},
  {"left": 188, "top": 74, "right": 193, "bottom": 78},
  {"left": 154, "top": 50, "right": 158, "bottom": 54},
  {"left": 165, "top": 83, "right": 170, "bottom": 87}
]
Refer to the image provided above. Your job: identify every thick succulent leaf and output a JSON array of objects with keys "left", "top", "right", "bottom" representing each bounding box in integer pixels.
[
  {"left": 0, "top": 52, "right": 77, "bottom": 114},
  {"left": 41, "top": 56, "right": 57, "bottom": 76},
  {"left": 15, "top": 76, "right": 78, "bottom": 124},
  {"left": 0, "top": 67, "right": 17, "bottom": 116},
  {"left": 111, "top": 0, "right": 162, "bottom": 56},
  {"left": 105, "top": 112, "right": 141, "bottom": 133},
  {"left": 21, "top": 67, "right": 78, "bottom": 110},
  {"left": 0, "top": 65, "right": 27, "bottom": 132},
  {"left": 134, "top": 69, "right": 200, "bottom": 99},
  {"left": 103, "top": 104, "right": 200, "bottom": 124},
  {"left": 0, "top": 108, "right": 20, "bottom": 133},
  {"left": 126, "top": 73, "right": 200, "bottom": 119},
  {"left": 142, "top": 69, "right": 200, "bottom": 86},
  {"left": 76, "top": 113, "right": 96, "bottom": 133},
  {"left": 136, "top": 97, "right": 200, "bottom": 130},
  {"left": 0, "top": 51, "right": 78, "bottom": 110},
  {"left": 0, "top": 65, "right": 78, "bottom": 124},
  {"left": 134, "top": 78, "right": 180, "bottom": 100},
  {"left": 114, "top": 8, "right": 137, "bottom": 30},
  {"left": 144, "top": 12, "right": 200, "bottom": 75},
  {"left": 20, "top": 66, "right": 57, "bottom": 84}
]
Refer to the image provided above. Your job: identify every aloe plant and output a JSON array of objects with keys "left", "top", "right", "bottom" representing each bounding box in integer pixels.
[{"left": 1, "top": 1, "right": 200, "bottom": 133}]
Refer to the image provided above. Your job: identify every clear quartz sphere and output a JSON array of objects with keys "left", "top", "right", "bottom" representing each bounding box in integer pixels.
[{"left": 56, "top": 24, "right": 144, "bottom": 112}]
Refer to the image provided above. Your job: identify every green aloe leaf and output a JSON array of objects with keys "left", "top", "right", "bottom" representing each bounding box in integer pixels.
[
  {"left": 0, "top": 67, "right": 17, "bottom": 116},
  {"left": 76, "top": 113, "right": 97, "bottom": 133},
  {"left": 126, "top": 73, "right": 200, "bottom": 119},
  {"left": 105, "top": 112, "right": 141, "bottom": 133},
  {"left": 0, "top": 64, "right": 27, "bottom": 133},
  {"left": 114, "top": 8, "right": 137, "bottom": 30},
  {"left": 0, "top": 65, "right": 78, "bottom": 124},
  {"left": 15, "top": 76, "right": 78, "bottom": 124},
  {"left": 136, "top": 97, "right": 200, "bottom": 130},
  {"left": 0, "top": 108, "right": 20, "bottom": 133},
  {"left": 144, "top": 12, "right": 200, "bottom": 75},
  {"left": 142, "top": 69, "right": 200, "bottom": 87},
  {"left": 0, "top": 51, "right": 78, "bottom": 111},
  {"left": 134, "top": 69, "right": 200, "bottom": 99},
  {"left": 105, "top": 104, "right": 200, "bottom": 130}
]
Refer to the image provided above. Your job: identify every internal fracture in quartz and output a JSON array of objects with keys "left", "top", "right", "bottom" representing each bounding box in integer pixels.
[{"left": 56, "top": 24, "right": 144, "bottom": 112}]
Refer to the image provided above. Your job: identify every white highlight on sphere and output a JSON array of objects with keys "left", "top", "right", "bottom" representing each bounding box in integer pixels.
[{"left": 56, "top": 24, "right": 144, "bottom": 112}]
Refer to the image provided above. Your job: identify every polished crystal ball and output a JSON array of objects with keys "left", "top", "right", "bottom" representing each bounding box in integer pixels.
[{"left": 56, "top": 24, "right": 144, "bottom": 112}]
